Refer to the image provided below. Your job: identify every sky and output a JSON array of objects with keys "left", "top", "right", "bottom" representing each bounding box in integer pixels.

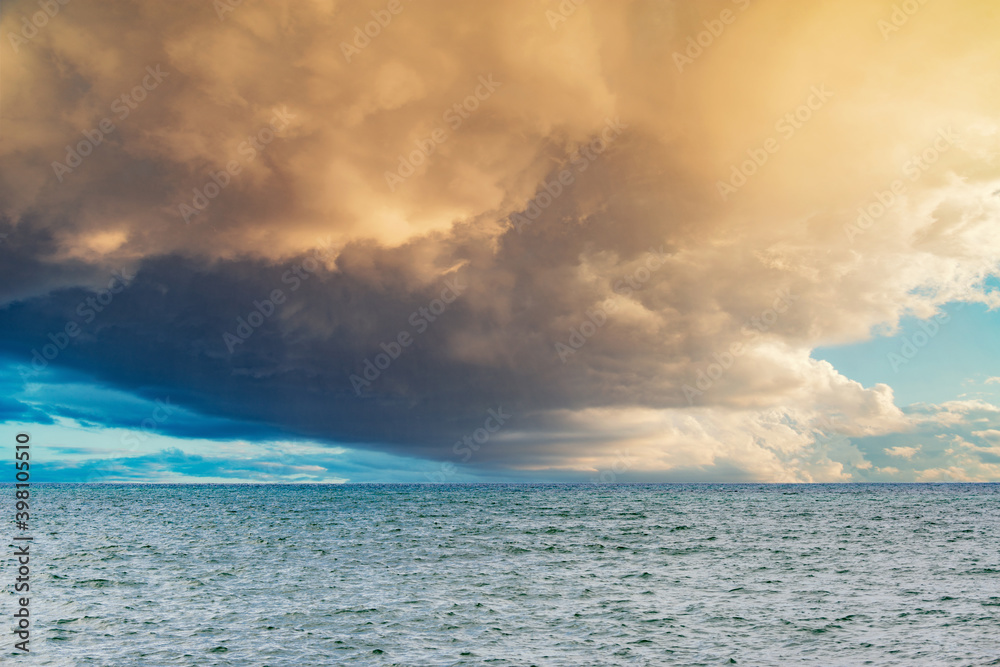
[{"left": 1, "top": 0, "right": 999, "bottom": 484}]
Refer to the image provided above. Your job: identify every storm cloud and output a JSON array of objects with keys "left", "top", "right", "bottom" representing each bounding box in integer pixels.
[{"left": 2, "top": 0, "right": 999, "bottom": 481}]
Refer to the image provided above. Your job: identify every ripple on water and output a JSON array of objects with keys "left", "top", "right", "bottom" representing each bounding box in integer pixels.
[{"left": 9, "top": 483, "right": 1000, "bottom": 666}]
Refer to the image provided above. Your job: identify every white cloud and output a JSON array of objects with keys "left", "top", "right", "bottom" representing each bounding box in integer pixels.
[{"left": 884, "top": 446, "right": 921, "bottom": 459}]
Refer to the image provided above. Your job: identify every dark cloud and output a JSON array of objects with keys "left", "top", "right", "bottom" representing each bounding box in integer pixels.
[{"left": 2, "top": 0, "right": 1000, "bottom": 481}]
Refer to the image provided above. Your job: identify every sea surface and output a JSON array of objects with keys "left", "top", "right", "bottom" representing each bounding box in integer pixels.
[{"left": 3, "top": 483, "right": 999, "bottom": 666}]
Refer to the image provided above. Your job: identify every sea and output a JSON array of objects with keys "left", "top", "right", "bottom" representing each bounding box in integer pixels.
[{"left": 3, "top": 483, "right": 999, "bottom": 666}]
